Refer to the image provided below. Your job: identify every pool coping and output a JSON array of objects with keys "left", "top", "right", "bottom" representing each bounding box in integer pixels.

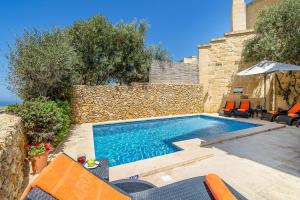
[{"left": 65, "top": 113, "right": 286, "bottom": 181}]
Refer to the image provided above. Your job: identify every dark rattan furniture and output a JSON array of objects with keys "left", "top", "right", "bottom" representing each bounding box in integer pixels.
[
  {"left": 25, "top": 176, "right": 246, "bottom": 200},
  {"left": 86, "top": 158, "right": 109, "bottom": 181},
  {"left": 276, "top": 113, "right": 300, "bottom": 126},
  {"left": 252, "top": 107, "right": 267, "bottom": 119}
]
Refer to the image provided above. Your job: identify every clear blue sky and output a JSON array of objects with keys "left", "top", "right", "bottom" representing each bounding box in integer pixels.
[{"left": 0, "top": 0, "right": 252, "bottom": 105}]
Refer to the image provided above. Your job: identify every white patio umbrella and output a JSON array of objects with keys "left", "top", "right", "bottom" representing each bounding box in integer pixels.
[{"left": 237, "top": 60, "right": 300, "bottom": 108}]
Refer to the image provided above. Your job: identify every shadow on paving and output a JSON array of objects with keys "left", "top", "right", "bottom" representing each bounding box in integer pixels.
[{"left": 206, "top": 127, "right": 300, "bottom": 178}]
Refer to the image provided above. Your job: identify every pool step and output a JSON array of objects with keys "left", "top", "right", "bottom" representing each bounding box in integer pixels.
[
  {"left": 202, "top": 124, "right": 286, "bottom": 147},
  {"left": 109, "top": 148, "right": 213, "bottom": 181}
]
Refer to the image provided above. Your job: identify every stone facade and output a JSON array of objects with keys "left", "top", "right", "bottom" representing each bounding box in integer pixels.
[
  {"left": 0, "top": 114, "right": 27, "bottom": 200},
  {"left": 197, "top": 0, "right": 291, "bottom": 113},
  {"left": 71, "top": 84, "right": 203, "bottom": 124},
  {"left": 197, "top": 30, "right": 265, "bottom": 112},
  {"left": 231, "top": 0, "right": 282, "bottom": 31},
  {"left": 231, "top": 0, "right": 247, "bottom": 31},
  {"left": 183, "top": 56, "right": 198, "bottom": 64},
  {"left": 150, "top": 60, "right": 199, "bottom": 84}
]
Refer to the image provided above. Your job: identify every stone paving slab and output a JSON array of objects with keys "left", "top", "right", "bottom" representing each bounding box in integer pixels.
[
  {"left": 47, "top": 113, "right": 300, "bottom": 199},
  {"left": 141, "top": 126, "right": 300, "bottom": 200}
]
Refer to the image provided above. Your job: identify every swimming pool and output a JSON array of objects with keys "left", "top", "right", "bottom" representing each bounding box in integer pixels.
[{"left": 93, "top": 115, "right": 258, "bottom": 166}]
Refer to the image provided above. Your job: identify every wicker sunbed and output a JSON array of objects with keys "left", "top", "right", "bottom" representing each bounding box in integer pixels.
[{"left": 25, "top": 176, "right": 246, "bottom": 200}]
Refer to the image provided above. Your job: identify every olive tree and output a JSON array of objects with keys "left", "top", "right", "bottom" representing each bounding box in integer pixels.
[
  {"left": 67, "top": 16, "right": 152, "bottom": 85},
  {"left": 243, "top": 0, "right": 300, "bottom": 64},
  {"left": 243, "top": 0, "right": 300, "bottom": 106},
  {"left": 67, "top": 16, "right": 115, "bottom": 85},
  {"left": 8, "top": 29, "right": 80, "bottom": 100},
  {"left": 147, "top": 44, "right": 172, "bottom": 62},
  {"left": 111, "top": 20, "right": 151, "bottom": 84}
]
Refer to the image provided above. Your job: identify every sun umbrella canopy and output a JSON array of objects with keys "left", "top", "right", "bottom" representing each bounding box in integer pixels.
[{"left": 237, "top": 60, "right": 300, "bottom": 76}]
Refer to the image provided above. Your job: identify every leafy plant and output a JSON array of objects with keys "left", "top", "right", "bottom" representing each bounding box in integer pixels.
[
  {"left": 8, "top": 28, "right": 80, "bottom": 100},
  {"left": 67, "top": 16, "right": 155, "bottom": 85},
  {"left": 26, "top": 143, "right": 53, "bottom": 158},
  {"left": 243, "top": 0, "right": 300, "bottom": 65},
  {"left": 147, "top": 44, "right": 172, "bottom": 62},
  {"left": 243, "top": 0, "right": 300, "bottom": 106},
  {"left": 8, "top": 97, "right": 71, "bottom": 146}
]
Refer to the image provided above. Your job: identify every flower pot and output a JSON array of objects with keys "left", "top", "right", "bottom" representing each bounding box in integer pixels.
[{"left": 31, "top": 151, "right": 49, "bottom": 174}]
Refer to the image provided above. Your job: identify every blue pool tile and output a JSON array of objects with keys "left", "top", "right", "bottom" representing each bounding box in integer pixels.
[{"left": 93, "top": 115, "right": 259, "bottom": 166}]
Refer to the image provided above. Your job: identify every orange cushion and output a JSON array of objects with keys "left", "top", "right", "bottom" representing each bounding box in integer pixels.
[
  {"left": 268, "top": 111, "right": 279, "bottom": 115},
  {"left": 288, "top": 102, "right": 300, "bottom": 114},
  {"left": 205, "top": 174, "right": 237, "bottom": 200},
  {"left": 20, "top": 153, "right": 131, "bottom": 200},
  {"left": 239, "top": 101, "right": 250, "bottom": 110},
  {"left": 288, "top": 113, "right": 299, "bottom": 118},
  {"left": 237, "top": 109, "right": 247, "bottom": 112},
  {"left": 225, "top": 101, "right": 235, "bottom": 110},
  {"left": 223, "top": 108, "right": 231, "bottom": 112}
]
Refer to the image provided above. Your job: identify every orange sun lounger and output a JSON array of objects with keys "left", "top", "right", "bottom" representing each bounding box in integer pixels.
[
  {"left": 220, "top": 101, "right": 236, "bottom": 117},
  {"left": 234, "top": 100, "right": 252, "bottom": 118},
  {"left": 276, "top": 102, "right": 300, "bottom": 125},
  {"left": 21, "top": 153, "right": 244, "bottom": 200},
  {"left": 20, "top": 153, "right": 131, "bottom": 200}
]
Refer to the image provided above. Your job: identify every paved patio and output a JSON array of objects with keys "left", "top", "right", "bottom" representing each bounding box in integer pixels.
[
  {"left": 141, "top": 126, "right": 300, "bottom": 200},
  {"left": 52, "top": 115, "right": 300, "bottom": 199}
]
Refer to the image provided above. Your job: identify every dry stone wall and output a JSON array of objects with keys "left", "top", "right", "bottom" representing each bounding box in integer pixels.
[
  {"left": 0, "top": 114, "right": 27, "bottom": 200},
  {"left": 150, "top": 60, "right": 199, "bottom": 84},
  {"left": 71, "top": 84, "right": 203, "bottom": 124}
]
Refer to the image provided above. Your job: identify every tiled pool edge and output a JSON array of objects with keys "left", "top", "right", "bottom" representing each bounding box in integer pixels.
[
  {"left": 201, "top": 123, "right": 286, "bottom": 147},
  {"left": 109, "top": 147, "right": 213, "bottom": 181},
  {"left": 109, "top": 123, "right": 285, "bottom": 181}
]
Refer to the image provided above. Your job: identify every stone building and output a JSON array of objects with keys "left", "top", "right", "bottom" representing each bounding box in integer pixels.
[
  {"left": 182, "top": 56, "right": 198, "bottom": 64},
  {"left": 198, "top": 0, "right": 284, "bottom": 113}
]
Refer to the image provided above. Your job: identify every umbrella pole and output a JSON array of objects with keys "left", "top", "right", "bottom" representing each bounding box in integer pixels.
[{"left": 264, "top": 73, "right": 267, "bottom": 109}]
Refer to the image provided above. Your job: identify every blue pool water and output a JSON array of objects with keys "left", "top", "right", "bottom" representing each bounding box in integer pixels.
[{"left": 93, "top": 115, "right": 258, "bottom": 166}]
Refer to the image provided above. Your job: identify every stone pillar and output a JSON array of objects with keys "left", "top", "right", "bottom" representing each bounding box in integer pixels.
[{"left": 231, "top": 0, "right": 247, "bottom": 31}]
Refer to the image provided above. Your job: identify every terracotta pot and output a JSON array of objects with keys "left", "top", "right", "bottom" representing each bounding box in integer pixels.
[{"left": 31, "top": 151, "right": 49, "bottom": 174}]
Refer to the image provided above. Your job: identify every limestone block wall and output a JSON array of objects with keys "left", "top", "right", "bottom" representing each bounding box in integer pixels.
[
  {"left": 246, "top": 0, "right": 282, "bottom": 29},
  {"left": 0, "top": 114, "right": 27, "bottom": 200},
  {"left": 71, "top": 84, "right": 204, "bottom": 124},
  {"left": 198, "top": 30, "right": 268, "bottom": 113},
  {"left": 150, "top": 60, "right": 199, "bottom": 84},
  {"left": 198, "top": 29, "right": 299, "bottom": 113},
  {"left": 232, "top": 0, "right": 247, "bottom": 31}
]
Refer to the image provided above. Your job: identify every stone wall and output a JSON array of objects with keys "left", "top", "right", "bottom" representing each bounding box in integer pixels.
[
  {"left": 0, "top": 114, "right": 27, "bottom": 200},
  {"left": 150, "top": 60, "right": 199, "bottom": 84},
  {"left": 231, "top": 0, "right": 247, "bottom": 31},
  {"left": 197, "top": 29, "right": 300, "bottom": 113},
  {"left": 71, "top": 84, "right": 203, "bottom": 124},
  {"left": 198, "top": 30, "right": 265, "bottom": 112}
]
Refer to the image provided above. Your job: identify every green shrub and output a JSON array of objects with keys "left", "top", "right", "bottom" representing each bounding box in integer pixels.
[
  {"left": 8, "top": 28, "right": 80, "bottom": 100},
  {"left": 243, "top": 0, "right": 300, "bottom": 65},
  {"left": 8, "top": 97, "right": 71, "bottom": 146}
]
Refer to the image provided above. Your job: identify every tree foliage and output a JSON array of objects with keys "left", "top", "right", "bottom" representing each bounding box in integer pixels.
[
  {"left": 8, "top": 29, "right": 79, "bottom": 100},
  {"left": 147, "top": 44, "right": 172, "bottom": 62},
  {"left": 8, "top": 15, "right": 172, "bottom": 100},
  {"left": 67, "top": 16, "right": 151, "bottom": 85},
  {"left": 243, "top": 0, "right": 300, "bottom": 106},
  {"left": 243, "top": 0, "right": 300, "bottom": 65}
]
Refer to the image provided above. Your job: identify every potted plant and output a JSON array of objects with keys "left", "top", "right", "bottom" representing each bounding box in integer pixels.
[{"left": 26, "top": 143, "right": 53, "bottom": 174}]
